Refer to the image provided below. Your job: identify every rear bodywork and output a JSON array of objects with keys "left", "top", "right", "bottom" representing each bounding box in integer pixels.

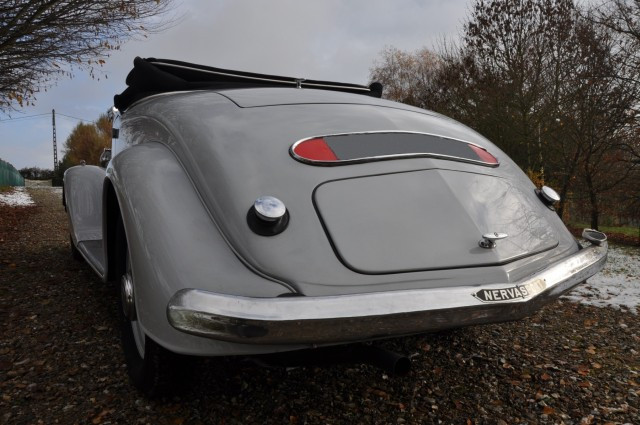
[{"left": 64, "top": 71, "right": 607, "bottom": 357}]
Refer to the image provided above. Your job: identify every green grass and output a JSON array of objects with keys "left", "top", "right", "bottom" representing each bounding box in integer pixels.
[
  {"left": 0, "top": 185, "right": 12, "bottom": 193},
  {"left": 570, "top": 222, "right": 640, "bottom": 238}
]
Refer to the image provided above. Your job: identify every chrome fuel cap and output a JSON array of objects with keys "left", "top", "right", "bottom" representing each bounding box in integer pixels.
[
  {"left": 254, "top": 196, "right": 286, "bottom": 222},
  {"left": 248, "top": 196, "right": 290, "bottom": 236}
]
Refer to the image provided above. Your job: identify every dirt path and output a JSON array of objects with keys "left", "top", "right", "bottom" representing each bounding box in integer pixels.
[{"left": 0, "top": 188, "right": 638, "bottom": 424}]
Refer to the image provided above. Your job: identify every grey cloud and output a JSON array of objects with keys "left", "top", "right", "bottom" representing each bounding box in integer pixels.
[{"left": 1, "top": 0, "right": 469, "bottom": 169}]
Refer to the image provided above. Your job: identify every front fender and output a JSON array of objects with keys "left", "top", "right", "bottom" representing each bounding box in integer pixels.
[
  {"left": 107, "top": 142, "right": 297, "bottom": 355},
  {"left": 64, "top": 165, "right": 105, "bottom": 244}
]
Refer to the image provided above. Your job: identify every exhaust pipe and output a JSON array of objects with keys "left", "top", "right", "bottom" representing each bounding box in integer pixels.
[
  {"left": 354, "top": 345, "right": 411, "bottom": 376},
  {"left": 254, "top": 344, "right": 411, "bottom": 376}
]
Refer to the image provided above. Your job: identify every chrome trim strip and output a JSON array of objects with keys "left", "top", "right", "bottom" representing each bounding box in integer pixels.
[
  {"left": 289, "top": 130, "right": 500, "bottom": 167},
  {"left": 150, "top": 62, "right": 370, "bottom": 92},
  {"left": 167, "top": 240, "right": 607, "bottom": 344}
]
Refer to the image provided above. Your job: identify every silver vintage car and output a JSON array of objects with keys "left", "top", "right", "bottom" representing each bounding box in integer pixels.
[{"left": 64, "top": 58, "right": 608, "bottom": 396}]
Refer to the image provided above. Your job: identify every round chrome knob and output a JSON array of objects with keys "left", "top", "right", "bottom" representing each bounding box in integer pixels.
[
  {"left": 540, "top": 186, "right": 560, "bottom": 205},
  {"left": 254, "top": 196, "right": 286, "bottom": 222}
]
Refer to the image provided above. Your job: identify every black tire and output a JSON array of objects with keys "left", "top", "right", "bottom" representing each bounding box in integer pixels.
[
  {"left": 115, "top": 215, "right": 192, "bottom": 397},
  {"left": 69, "top": 235, "right": 83, "bottom": 261},
  {"left": 120, "top": 318, "right": 190, "bottom": 398}
]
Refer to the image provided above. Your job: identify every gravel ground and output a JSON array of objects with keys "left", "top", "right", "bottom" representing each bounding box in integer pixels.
[{"left": 0, "top": 188, "right": 638, "bottom": 424}]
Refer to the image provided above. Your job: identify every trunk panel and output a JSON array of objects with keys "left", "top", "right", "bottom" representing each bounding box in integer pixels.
[{"left": 314, "top": 169, "right": 558, "bottom": 274}]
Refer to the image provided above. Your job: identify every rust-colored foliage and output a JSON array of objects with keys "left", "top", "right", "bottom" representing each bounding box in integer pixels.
[{"left": 63, "top": 114, "right": 111, "bottom": 166}]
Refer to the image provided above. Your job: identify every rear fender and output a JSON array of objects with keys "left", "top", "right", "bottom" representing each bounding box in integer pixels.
[{"left": 106, "top": 142, "right": 296, "bottom": 355}]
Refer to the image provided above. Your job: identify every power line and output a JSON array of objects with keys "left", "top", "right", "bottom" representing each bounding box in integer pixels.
[
  {"left": 0, "top": 113, "right": 51, "bottom": 123},
  {"left": 0, "top": 111, "right": 92, "bottom": 124},
  {"left": 56, "top": 113, "right": 92, "bottom": 122}
]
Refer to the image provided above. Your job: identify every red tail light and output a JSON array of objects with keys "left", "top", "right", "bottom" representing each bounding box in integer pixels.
[
  {"left": 468, "top": 144, "right": 499, "bottom": 165},
  {"left": 292, "top": 137, "right": 338, "bottom": 162}
]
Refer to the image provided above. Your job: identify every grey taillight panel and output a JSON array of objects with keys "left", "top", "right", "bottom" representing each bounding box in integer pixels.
[{"left": 314, "top": 169, "right": 558, "bottom": 274}]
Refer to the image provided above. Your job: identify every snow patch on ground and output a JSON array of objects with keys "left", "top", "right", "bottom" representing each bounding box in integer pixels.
[
  {"left": 25, "top": 179, "right": 52, "bottom": 187},
  {"left": 29, "top": 186, "right": 62, "bottom": 193},
  {"left": 0, "top": 187, "right": 35, "bottom": 207},
  {"left": 563, "top": 243, "right": 640, "bottom": 314}
]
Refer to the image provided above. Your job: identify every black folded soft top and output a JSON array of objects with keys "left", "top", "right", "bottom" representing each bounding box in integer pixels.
[{"left": 114, "top": 57, "right": 383, "bottom": 111}]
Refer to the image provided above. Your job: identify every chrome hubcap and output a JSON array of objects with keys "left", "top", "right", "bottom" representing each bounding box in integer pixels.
[
  {"left": 121, "top": 273, "right": 136, "bottom": 321},
  {"left": 122, "top": 269, "right": 145, "bottom": 358}
]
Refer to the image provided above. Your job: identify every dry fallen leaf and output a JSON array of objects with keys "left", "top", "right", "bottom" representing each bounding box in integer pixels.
[
  {"left": 577, "top": 365, "right": 590, "bottom": 376},
  {"left": 91, "top": 409, "right": 113, "bottom": 424},
  {"left": 580, "top": 414, "right": 595, "bottom": 424}
]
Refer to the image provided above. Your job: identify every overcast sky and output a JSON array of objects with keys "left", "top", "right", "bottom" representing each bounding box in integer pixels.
[{"left": 0, "top": 0, "right": 469, "bottom": 170}]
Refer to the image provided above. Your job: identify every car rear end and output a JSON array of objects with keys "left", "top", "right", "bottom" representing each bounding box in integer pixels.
[{"left": 124, "top": 88, "right": 607, "bottom": 347}]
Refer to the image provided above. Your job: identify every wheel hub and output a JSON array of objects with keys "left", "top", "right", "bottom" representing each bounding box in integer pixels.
[{"left": 121, "top": 273, "right": 136, "bottom": 320}]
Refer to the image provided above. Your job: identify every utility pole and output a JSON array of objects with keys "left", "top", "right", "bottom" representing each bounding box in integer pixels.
[{"left": 52, "top": 109, "right": 58, "bottom": 170}]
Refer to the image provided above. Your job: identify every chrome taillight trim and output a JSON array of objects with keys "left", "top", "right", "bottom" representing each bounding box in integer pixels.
[{"left": 289, "top": 130, "right": 500, "bottom": 167}]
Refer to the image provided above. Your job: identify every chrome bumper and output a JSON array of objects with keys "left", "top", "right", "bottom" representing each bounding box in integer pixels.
[{"left": 167, "top": 241, "right": 607, "bottom": 345}]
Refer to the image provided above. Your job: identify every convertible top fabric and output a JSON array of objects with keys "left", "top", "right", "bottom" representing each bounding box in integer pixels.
[{"left": 114, "top": 57, "right": 383, "bottom": 111}]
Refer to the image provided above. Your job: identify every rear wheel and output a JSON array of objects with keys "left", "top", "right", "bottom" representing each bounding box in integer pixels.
[{"left": 115, "top": 216, "right": 191, "bottom": 397}]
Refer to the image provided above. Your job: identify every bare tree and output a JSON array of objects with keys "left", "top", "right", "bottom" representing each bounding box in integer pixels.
[
  {"left": 592, "top": 0, "right": 640, "bottom": 227},
  {"left": 369, "top": 0, "right": 640, "bottom": 229},
  {"left": 369, "top": 46, "right": 442, "bottom": 109},
  {"left": 592, "top": 1, "right": 640, "bottom": 82},
  {"left": 571, "top": 23, "right": 636, "bottom": 228},
  {"left": 460, "top": 0, "right": 578, "bottom": 175},
  {"left": 0, "top": 0, "right": 175, "bottom": 112}
]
